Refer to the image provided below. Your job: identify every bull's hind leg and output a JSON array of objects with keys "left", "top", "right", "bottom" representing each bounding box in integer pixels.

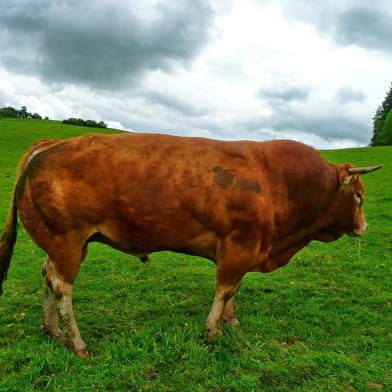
[
  {"left": 55, "top": 278, "right": 88, "bottom": 357},
  {"left": 42, "top": 256, "right": 61, "bottom": 340},
  {"left": 43, "top": 246, "right": 88, "bottom": 357}
]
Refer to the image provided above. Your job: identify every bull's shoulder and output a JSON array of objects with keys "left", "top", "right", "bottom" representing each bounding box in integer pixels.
[
  {"left": 259, "top": 139, "right": 321, "bottom": 156},
  {"left": 256, "top": 139, "right": 329, "bottom": 171}
]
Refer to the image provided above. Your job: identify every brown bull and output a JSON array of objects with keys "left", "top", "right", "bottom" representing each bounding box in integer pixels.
[{"left": 0, "top": 133, "right": 382, "bottom": 357}]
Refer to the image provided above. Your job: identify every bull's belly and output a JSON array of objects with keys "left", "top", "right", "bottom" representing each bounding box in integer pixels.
[{"left": 93, "top": 219, "right": 220, "bottom": 261}]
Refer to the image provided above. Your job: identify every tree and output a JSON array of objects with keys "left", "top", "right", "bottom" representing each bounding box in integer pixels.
[
  {"left": 371, "top": 82, "right": 392, "bottom": 146},
  {"left": 0, "top": 106, "right": 19, "bottom": 118},
  {"left": 19, "top": 106, "right": 29, "bottom": 118},
  {"left": 376, "top": 110, "right": 392, "bottom": 146},
  {"left": 0, "top": 105, "right": 46, "bottom": 120}
]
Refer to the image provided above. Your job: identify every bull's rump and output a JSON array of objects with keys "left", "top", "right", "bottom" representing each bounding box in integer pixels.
[{"left": 18, "top": 133, "right": 272, "bottom": 258}]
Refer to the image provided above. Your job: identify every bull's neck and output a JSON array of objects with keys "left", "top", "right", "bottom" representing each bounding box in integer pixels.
[{"left": 265, "top": 163, "right": 339, "bottom": 258}]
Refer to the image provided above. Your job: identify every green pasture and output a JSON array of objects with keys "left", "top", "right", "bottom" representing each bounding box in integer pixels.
[{"left": 0, "top": 118, "right": 391, "bottom": 391}]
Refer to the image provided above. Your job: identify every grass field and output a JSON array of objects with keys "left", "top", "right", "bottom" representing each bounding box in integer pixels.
[{"left": 0, "top": 118, "right": 391, "bottom": 391}]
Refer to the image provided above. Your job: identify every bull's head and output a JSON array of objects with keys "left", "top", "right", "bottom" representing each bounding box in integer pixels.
[{"left": 339, "top": 164, "right": 383, "bottom": 237}]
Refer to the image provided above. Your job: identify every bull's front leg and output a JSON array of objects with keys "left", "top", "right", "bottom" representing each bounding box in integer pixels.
[
  {"left": 206, "top": 274, "right": 244, "bottom": 340},
  {"left": 206, "top": 232, "right": 256, "bottom": 340}
]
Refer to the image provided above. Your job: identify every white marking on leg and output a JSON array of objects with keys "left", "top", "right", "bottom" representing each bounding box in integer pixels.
[
  {"left": 56, "top": 282, "right": 88, "bottom": 357},
  {"left": 42, "top": 257, "right": 61, "bottom": 339},
  {"left": 46, "top": 265, "right": 88, "bottom": 357},
  {"left": 222, "top": 296, "right": 240, "bottom": 327},
  {"left": 206, "top": 287, "right": 236, "bottom": 340},
  {"left": 42, "top": 285, "right": 61, "bottom": 339}
]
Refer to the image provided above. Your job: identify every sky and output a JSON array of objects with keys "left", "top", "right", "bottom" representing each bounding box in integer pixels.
[{"left": 0, "top": 0, "right": 391, "bottom": 149}]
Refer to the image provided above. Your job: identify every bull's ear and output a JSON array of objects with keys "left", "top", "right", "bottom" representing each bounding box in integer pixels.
[
  {"left": 348, "top": 165, "right": 383, "bottom": 175},
  {"left": 339, "top": 173, "right": 359, "bottom": 190},
  {"left": 341, "top": 175, "right": 353, "bottom": 187}
]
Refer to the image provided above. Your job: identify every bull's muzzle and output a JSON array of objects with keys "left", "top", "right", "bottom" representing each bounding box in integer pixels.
[{"left": 350, "top": 222, "right": 368, "bottom": 237}]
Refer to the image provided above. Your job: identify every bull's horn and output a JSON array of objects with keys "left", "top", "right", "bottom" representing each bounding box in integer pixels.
[{"left": 348, "top": 165, "right": 383, "bottom": 174}]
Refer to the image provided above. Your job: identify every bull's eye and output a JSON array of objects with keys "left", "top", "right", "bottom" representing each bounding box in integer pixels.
[{"left": 355, "top": 191, "right": 364, "bottom": 204}]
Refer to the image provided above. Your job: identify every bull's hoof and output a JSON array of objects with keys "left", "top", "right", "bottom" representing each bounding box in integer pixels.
[
  {"left": 41, "top": 325, "right": 62, "bottom": 341},
  {"left": 223, "top": 317, "right": 241, "bottom": 327},
  {"left": 75, "top": 348, "right": 89, "bottom": 358},
  {"left": 207, "top": 327, "right": 223, "bottom": 341},
  {"left": 62, "top": 337, "right": 88, "bottom": 358},
  {"left": 139, "top": 255, "right": 150, "bottom": 263}
]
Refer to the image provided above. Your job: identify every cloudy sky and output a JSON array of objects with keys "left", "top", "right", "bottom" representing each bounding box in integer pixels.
[{"left": 1, "top": 0, "right": 391, "bottom": 149}]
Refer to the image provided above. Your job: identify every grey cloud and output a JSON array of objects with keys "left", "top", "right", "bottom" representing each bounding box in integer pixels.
[
  {"left": 258, "top": 85, "right": 310, "bottom": 104},
  {"left": 272, "top": 113, "right": 369, "bottom": 143},
  {"left": 0, "top": 0, "right": 215, "bottom": 89},
  {"left": 142, "top": 90, "right": 211, "bottom": 117},
  {"left": 241, "top": 110, "right": 370, "bottom": 144},
  {"left": 278, "top": 0, "right": 392, "bottom": 53},
  {"left": 334, "top": 7, "right": 392, "bottom": 51},
  {"left": 335, "top": 86, "right": 365, "bottom": 104}
]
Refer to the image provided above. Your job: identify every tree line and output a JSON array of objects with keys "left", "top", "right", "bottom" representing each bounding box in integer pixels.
[
  {"left": 0, "top": 105, "right": 107, "bottom": 129},
  {"left": 62, "top": 118, "right": 107, "bottom": 129}
]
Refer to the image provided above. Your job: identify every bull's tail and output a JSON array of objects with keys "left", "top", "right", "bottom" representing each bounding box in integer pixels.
[{"left": 0, "top": 190, "right": 18, "bottom": 295}]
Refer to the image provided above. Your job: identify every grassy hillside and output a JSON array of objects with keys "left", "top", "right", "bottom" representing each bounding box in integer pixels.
[
  {"left": 0, "top": 118, "right": 391, "bottom": 391},
  {"left": 0, "top": 117, "right": 119, "bottom": 167}
]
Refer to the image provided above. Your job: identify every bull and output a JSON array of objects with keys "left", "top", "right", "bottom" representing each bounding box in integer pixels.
[{"left": 0, "top": 133, "right": 382, "bottom": 357}]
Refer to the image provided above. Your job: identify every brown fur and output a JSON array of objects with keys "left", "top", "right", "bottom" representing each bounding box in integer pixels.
[{"left": 0, "top": 133, "right": 381, "bottom": 355}]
